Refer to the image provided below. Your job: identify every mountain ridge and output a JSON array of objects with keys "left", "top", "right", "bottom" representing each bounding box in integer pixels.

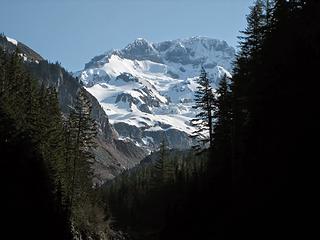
[{"left": 82, "top": 36, "right": 234, "bottom": 74}]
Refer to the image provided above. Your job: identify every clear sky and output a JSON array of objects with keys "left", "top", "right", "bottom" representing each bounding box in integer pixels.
[{"left": 0, "top": 0, "right": 254, "bottom": 71}]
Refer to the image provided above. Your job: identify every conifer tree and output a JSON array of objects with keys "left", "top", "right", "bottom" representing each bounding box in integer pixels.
[
  {"left": 152, "top": 139, "right": 168, "bottom": 188},
  {"left": 231, "top": 0, "right": 270, "bottom": 169},
  {"left": 39, "top": 87, "right": 68, "bottom": 201},
  {"left": 23, "top": 73, "right": 41, "bottom": 138},
  {"left": 213, "top": 74, "right": 233, "bottom": 148},
  {"left": 1, "top": 51, "right": 23, "bottom": 119},
  {"left": 191, "top": 67, "right": 215, "bottom": 149},
  {"left": 0, "top": 48, "right": 5, "bottom": 94},
  {"left": 239, "top": 0, "right": 266, "bottom": 58},
  {"left": 210, "top": 74, "right": 233, "bottom": 173},
  {"left": 65, "top": 88, "right": 98, "bottom": 224}
]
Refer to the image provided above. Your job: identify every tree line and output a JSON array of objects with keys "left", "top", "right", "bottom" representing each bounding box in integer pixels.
[{"left": 104, "top": 144, "right": 209, "bottom": 239}]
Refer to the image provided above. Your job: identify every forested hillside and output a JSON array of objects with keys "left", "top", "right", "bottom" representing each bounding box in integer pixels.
[
  {"left": 0, "top": 50, "right": 109, "bottom": 239},
  {"left": 103, "top": 1, "right": 319, "bottom": 239}
]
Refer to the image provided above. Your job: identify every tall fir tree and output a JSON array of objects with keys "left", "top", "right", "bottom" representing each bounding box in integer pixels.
[
  {"left": 212, "top": 74, "right": 233, "bottom": 159},
  {"left": 152, "top": 139, "right": 166, "bottom": 188},
  {"left": 191, "top": 67, "right": 215, "bottom": 149},
  {"left": 65, "top": 88, "right": 98, "bottom": 227}
]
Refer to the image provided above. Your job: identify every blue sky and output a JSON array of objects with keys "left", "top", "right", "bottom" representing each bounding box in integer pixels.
[{"left": 0, "top": 0, "right": 254, "bottom": 71}]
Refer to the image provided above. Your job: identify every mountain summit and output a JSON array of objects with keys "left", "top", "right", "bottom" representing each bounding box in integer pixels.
[{"left": 77, "top": 37, "right": 235, "bottom": 150}]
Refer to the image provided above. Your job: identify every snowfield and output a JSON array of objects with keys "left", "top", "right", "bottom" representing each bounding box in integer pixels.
[{"left": 6, "top": 36, "right": 18, "bottom": 46}]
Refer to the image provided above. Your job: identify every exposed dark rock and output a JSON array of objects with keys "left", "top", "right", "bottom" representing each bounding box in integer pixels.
[
  {"left": 116, "top": 72, "right": 139, "bottom": 82},
  {"left": 84, "top": 54, "right": 108, "bottom": 69},
  {"left": 113, "top": 122, "right": 196, "bottom": 150},
  {"left": 179, "top": 66, "right": 186, "bottom": 72},
  {"left": 143, "top": 128, "right": 195, "bottom": 150},
  {"left": 113, "top": 122, "right": 143, "bottom": 141},
  {"left": 203, "top": 62, "right": 217, "bottom": 69},
  {"left": 121, "top": 38, "right": 162, "bottom": 63},
  {"left": 167, "top": 70, "right": 180, "bottom": 79},
  {"left": 138, "top": 104, "right": 152, "bottom": 114}
]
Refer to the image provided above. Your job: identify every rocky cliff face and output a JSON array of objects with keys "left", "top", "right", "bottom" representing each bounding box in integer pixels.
[{"left": 76, "top": 37, "right": 235, "bottom": 151}]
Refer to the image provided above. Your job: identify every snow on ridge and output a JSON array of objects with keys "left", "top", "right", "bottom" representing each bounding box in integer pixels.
[
  {"left": 6, "top": 36, "right": 18, "bottom": 46},
  {"left": 82, "top": 36, "right": 235, "bottom": 71}
]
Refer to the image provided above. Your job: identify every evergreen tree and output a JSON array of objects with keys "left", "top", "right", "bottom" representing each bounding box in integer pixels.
[
  {"left": 1, "top": 50, "right": 23, "bottom": 120},
  {"left": 238, "top": 0, "right": 266, "bottom": 58},
  {"left": 231, "top": 0, "right": 270, "bottom": 177},
  {"left": 191, "top": 67, "right": 215, "bottom": 149},
  {"left": 152, "top": 139, "right": 174, "bottom": 187},
  {"left": 152, "top": 139, "right": 166, "bottom": 188},
  {"left": 65, "top": 88, "right": 98, "bottom": 227},
  {"left": 212, "top": 74, "right": 233, "bottom": 157},
  {"left": 39, "top": 87, "right": 68, "bottom": 203},
  {"left": 0, "top": 48, "right": 5, "bottom": 93}
]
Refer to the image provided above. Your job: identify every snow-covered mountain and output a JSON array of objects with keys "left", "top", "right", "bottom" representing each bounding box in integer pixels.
[{"left": 77, "top": 37, "right": 235, "bottom": 150}]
